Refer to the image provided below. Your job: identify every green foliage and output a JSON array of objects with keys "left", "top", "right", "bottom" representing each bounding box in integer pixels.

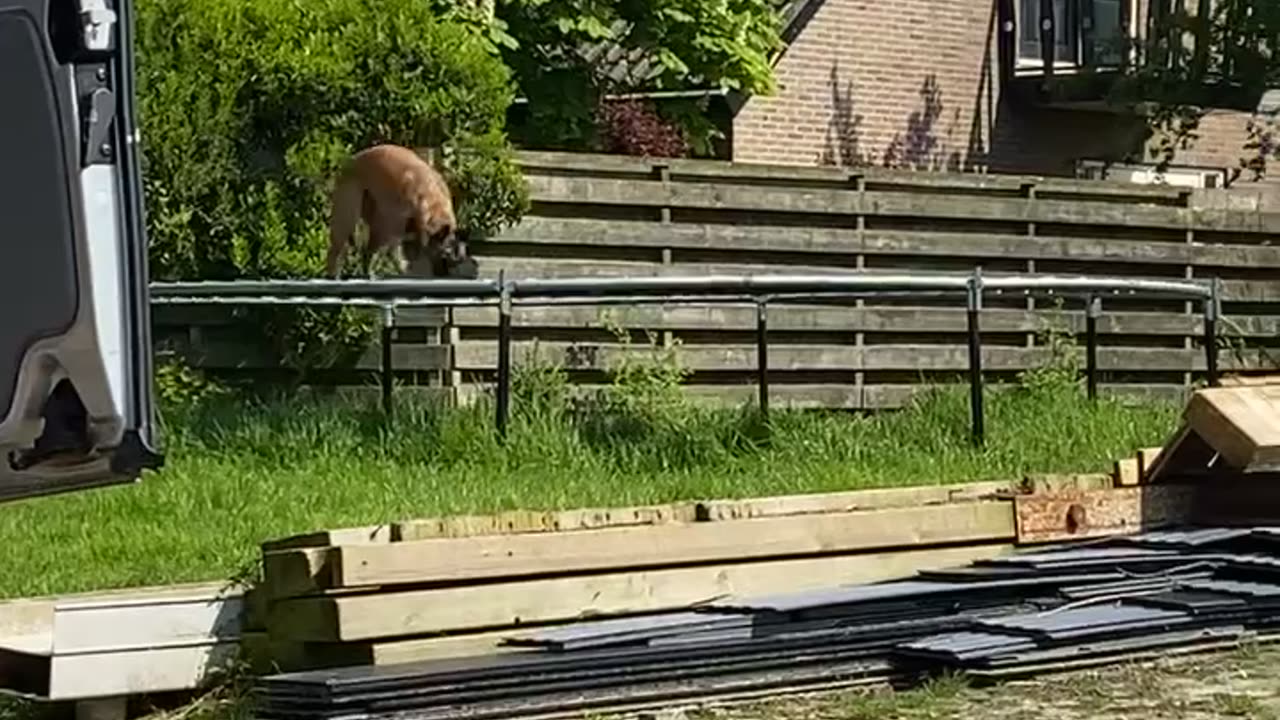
[
  {"left": 136, "top": 0, "right": 528, "bottom": 371},
  {"left": 154, "top": 356, "right": 228, "bottom": 411},
  {"left": 1109, "top": 0, "right": 1280, "bottom": 174},
  {"left": 493, "top": 0, "right": 786, "bottom": 153},
  {"left": 1016, "top": 299, "right": 1083, "bottom": 396}
]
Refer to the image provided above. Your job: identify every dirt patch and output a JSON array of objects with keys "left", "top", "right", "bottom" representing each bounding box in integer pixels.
[{"left": 643, "top": 643, "right": 1280, "bottom": 720}]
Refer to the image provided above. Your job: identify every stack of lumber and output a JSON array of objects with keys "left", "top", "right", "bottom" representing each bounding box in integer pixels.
[
  {"left": 0, "top": 582, "right": 244, "bottom": 715},
  {"left": 253, "top": 525, "right": 1280, "bottom": 720},
  {"left": 251, "top": 480, "right": 1051, "bottom": 673}
]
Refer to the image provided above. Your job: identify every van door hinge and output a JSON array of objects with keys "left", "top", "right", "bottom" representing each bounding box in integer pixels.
[{"left": 77, "top": 0, "right": 118, "bottom": 53}]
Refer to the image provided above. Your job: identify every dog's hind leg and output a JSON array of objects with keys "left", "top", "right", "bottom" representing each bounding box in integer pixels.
[
  {"left": 364, "top": 214, "right": 402, "bottom": 278},
  {"left": 326, "top": 177, "right": 365, "bottom": 278}
]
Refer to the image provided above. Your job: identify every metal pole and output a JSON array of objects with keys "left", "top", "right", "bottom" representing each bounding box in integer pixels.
[
  {"left": 756, "top": 299, "right": 769, "bottom": 421},
  {"left": 1204, "top": 277, "right": 1220, "bottom": 387},
  {"left": 380, "top": 303, "right": 396, "bottom": 417},
  {"left": 1086, "top": 295, "right": 1100, "bottom": 401},
  {"left": 967, "top": 269, "right": 985, "bottom": 448},
  {"left": 495, "top": 274, "right": 513, "bottom": 438}
]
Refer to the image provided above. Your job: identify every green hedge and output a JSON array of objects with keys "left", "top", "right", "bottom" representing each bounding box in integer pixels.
[
  {"left": 136, "top": 0, "right": 529, "bottom": 372},
  {"left": 136, "top": 0, "right": 527, "bottom": 282}
]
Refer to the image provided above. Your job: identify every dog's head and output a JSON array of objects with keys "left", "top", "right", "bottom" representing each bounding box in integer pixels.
[{"left": 405, "top": 223, "right": 480, "bottom": 279}]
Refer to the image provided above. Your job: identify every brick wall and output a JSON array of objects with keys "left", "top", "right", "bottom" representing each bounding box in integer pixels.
[{"left": 731, "top": 0, "right": 1274, "bottom": 192}]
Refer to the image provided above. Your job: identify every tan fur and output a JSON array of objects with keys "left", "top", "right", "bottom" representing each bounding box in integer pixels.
[{"left": 325, "top": 144, "right": 460, "bottom": 278}]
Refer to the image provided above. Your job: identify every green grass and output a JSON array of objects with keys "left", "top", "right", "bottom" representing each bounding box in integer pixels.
[{"left": 0, "top": 363, "right": 1179, "bottom": 600}]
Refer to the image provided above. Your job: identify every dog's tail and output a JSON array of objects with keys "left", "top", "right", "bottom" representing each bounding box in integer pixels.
[{"left": 325, "top": 168, "right": 363, "bottom": 278}]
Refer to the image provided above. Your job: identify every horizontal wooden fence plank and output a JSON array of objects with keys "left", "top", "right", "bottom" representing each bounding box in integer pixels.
[
  {"left": 454, "top": 342, "right": 1268, "bottom": 373},
  {"left": 514, "top": 150, "right": 1193, "bottom": 203},
  {"left": 525, "top": 176, "right": 1277, "bottom": 234},
  {"left": 277, "top": 501, "right": 1016, "bottom": 594},
  {"left": 165, "top": 341, "right": 450, "bottom": 371},
  {"left": 268, "top": 542, "right": 1014, "bottom": 642},
  {"left": 451, "top": 305, "right": 1280, "bottom": 337},
  {"left": 495, "top": 217, "right": 1280, "bottom": 268}
]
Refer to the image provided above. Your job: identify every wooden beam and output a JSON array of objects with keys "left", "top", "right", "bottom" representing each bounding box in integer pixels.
[
  {"left": 267, "top": 543, "right": 1014, "bottom": 642},
  {"left": 1183, "top": 385, "right": 1280, "bottom": 473},
  {"left": 1113, "top": 457, "right": 1140, "bottom": 486},
  {"left": 1013, "top": 485, "right": 1195, "bottom": 544},
  {"left": 269, "top": 501, "right": 1015, "bottom": 595},
  {"left": 394, "top": 503, "right": 699, "bottom": 542}
]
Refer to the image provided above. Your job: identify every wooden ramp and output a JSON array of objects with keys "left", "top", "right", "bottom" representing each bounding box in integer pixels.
[{"left": 1148, "top": 376, "right": 1280, "bottom": 481}]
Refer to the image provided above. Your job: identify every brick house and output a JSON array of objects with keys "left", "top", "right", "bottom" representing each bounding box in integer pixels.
[
  {"left": 721, "top": 0, "right": 1269, "bottom": 188},
  {"left": 507, "top": 0, "right": 1276, "bottom": 192},
  {"left": 721, "top": 0, "right": 1274, "bottom": 191}
]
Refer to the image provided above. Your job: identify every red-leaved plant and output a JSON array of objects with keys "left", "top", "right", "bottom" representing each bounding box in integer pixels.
[{"left": 595, "top": 98, "right": 689, "bottom": 158}]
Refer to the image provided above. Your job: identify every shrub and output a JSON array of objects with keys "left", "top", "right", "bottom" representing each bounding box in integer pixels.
[
  {"left": 136, "top": 0, "right": 530, "bottom": 370},
  {"left": 595, "top": 98, "right": 691, "bottom": 158}
]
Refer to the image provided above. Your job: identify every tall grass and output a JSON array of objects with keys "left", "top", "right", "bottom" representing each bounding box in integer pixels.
[{"left": 0, "top": 327, "right": 1180, "bottom": 599}]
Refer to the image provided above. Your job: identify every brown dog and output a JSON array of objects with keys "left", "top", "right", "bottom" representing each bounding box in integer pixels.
[{"left": 325, "top": 143, "right": 476, "bottom": 279}]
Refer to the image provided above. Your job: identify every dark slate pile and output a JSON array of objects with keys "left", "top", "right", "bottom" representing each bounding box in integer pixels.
[{"left": 253, "top": 526, "right": 1280, "bottom": 720}]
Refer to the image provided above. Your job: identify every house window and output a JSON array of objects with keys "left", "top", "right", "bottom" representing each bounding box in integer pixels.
[
  {"left": 1088, "top": 0, "right": 1126, "bottom": 67},
  {"left": 1018, "top": 0, "right": 1078, "bottom": 65},
  {"left": 1016, "top": 0, "right": 1128, "bottom": 68}
]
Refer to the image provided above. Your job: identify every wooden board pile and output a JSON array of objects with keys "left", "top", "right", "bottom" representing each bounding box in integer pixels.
[{"left": 247, "top": 481, "right": 1059, "bottom": 673}]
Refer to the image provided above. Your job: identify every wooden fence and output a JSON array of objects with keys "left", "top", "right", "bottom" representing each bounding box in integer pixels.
[{"left": 152, "top": 150, "right": 1280, "bottom": 409}]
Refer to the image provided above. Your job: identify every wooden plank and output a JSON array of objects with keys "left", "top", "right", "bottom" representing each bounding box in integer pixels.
[
  {"left": 495, "top": 217, "right": 1280, "bottom": 267},
  {"left": 0, "top": 582, "right": 244, "bottom": 656},
  {"left": 268, "top": 543, "right": 1014, "bottom": 642},
  {"left": 1137, "top": 446, "right": 1164, "bottom": 481},
  {"left": 1114, "top": 457, "right": 1141, "bottom": 487},
  {"left": 524, "top": 176, "right": 1216, "bottom": 232},
  {"left": 512, "top": 150, "right": 1188, "bottom": 201},
  {"left": 454, "top": 304, "right": 1225, "bottom": 337},
  {"left": 1220, "top": 374, "right": 1280, "bottom": 387},
  {"left": 1183, "top": 385, "right": 1280, "bottom": 472},
  {"left": 262, "top": 547, "right": 333, "bottom": 601},
  {"left": 692, "top": 481, "right": 1015, "bottom": 522},
  {"left": 259, "top": 480, "right": 1017, "bottom": 561},
  {"left": 51, "top": 590, "right": 244, "bottom": 654},
  {"left": 393, "top": 503, "right": 699, "bottom": 542},
  {"left": 152, "top": 304, "right": 448, "bottom": 329},
  {"left": 261, "top": 525, "right": 393, "bottom": 554},
  {"left": 45, "top": 642, "right": 239, "bottom": 700},
  {"left": 299, "top": 501, "right": 1016, "bottom": 592},
  {"left": 171, "top": 340, "right": 450, "bottom": 371},
  {"left": 1013, "top": 485, "right": 1195, "bottom": 544},
  {"left": 1019, "top": 473, "right": 1114, "bottom": 494},
  {"left": 454, "top": 341, "right": 1265, "bottom": 374}
]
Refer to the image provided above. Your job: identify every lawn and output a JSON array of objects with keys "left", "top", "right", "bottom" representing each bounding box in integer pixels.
[{"left": 0, "top": 353, "right": 1180, "bottom": 601}]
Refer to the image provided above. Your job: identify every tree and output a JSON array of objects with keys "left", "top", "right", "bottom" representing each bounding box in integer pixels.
[
  {"left": 469, "top": 0, "right": 789, "bottom": 155},
  {"left": 1111, "top": 0, "right": 1280, "bottom": 177}
]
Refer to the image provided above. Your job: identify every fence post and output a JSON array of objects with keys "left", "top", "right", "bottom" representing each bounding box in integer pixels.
[
  {"left": 380, "top": 303, "right": 396, "bottom": 418},
  {"left": 1086, "top": 295, "right": 1100, "bottom": 401},
  {"left": 1204, "top": 277, "right": 1220, "bottom": 387},
  {"left": 495, "top": 273, "right": 513, "bottom": 438},
  {"left": 756, "top": 298, "right": 769, "bottom": 421},
  {"left": 967, "top": 269, "right": 985, "bottom": 447}
]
